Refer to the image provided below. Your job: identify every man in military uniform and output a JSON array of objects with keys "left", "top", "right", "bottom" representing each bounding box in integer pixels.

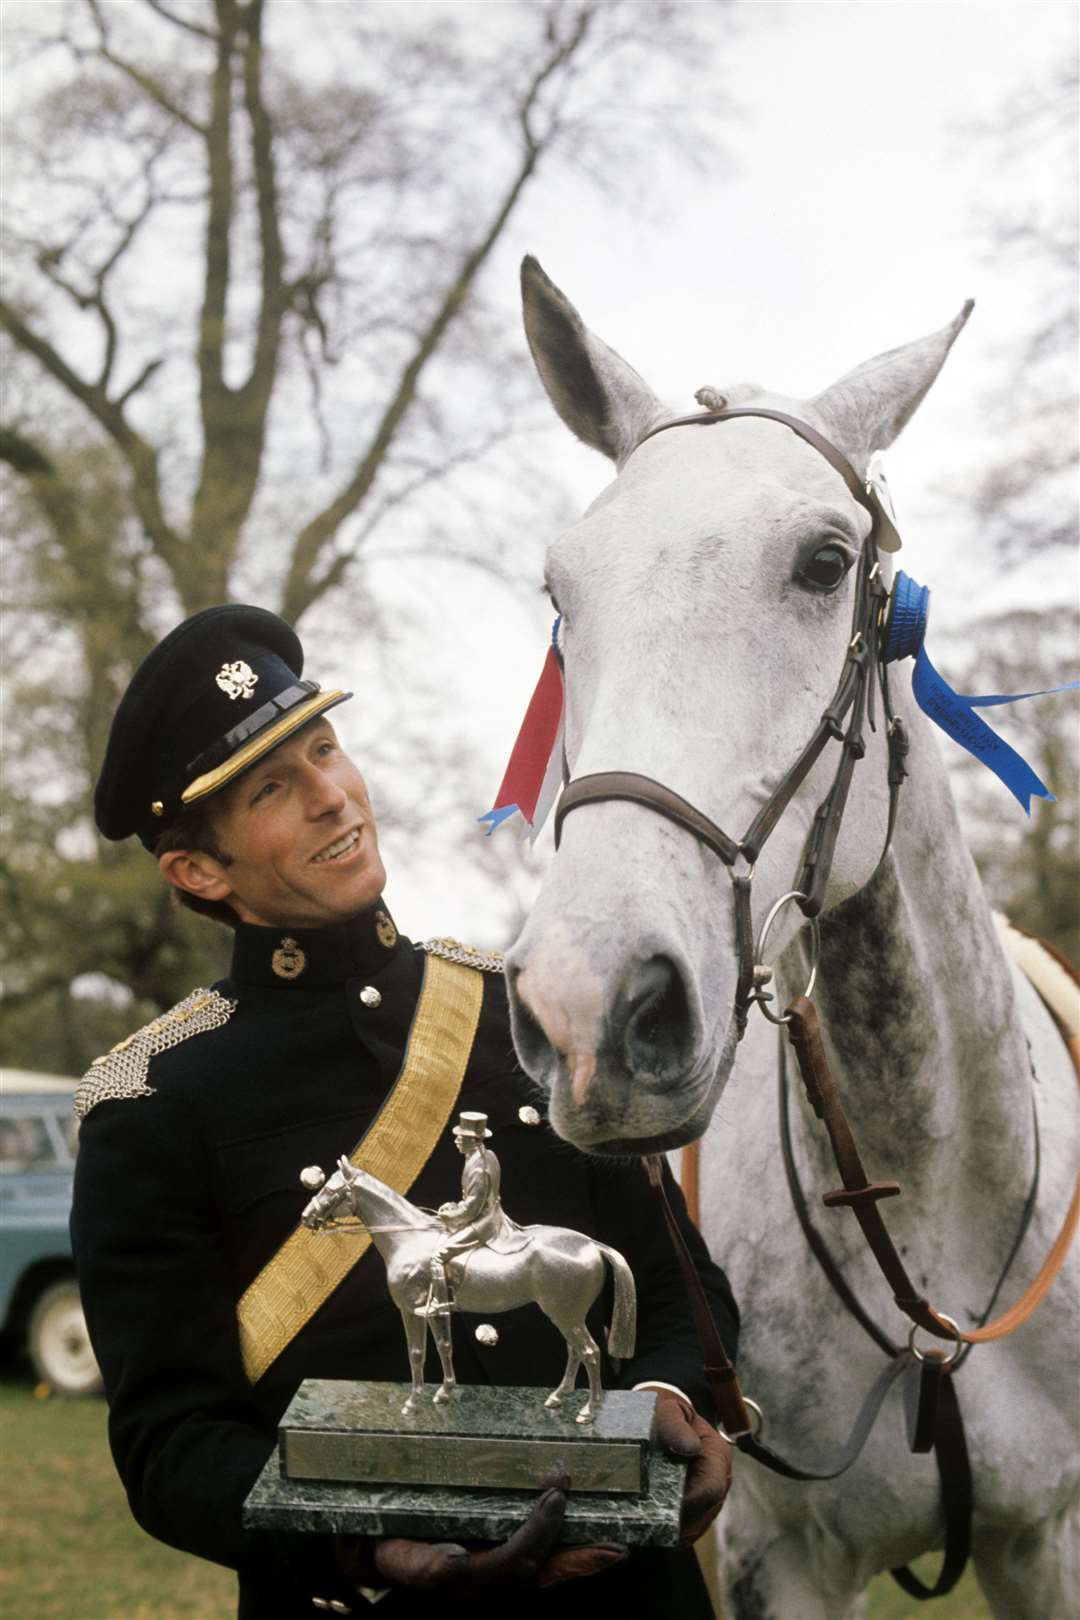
[{"left": 72, "top": 605, "right": 739, "bottom": 1618}]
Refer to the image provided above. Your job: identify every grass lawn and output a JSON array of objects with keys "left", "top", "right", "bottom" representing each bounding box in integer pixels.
[
  {"left": 1, "top": 1376, "right": 991, "bottom": 1620},
  {"left": 0, "top": 1379, "right": 234, "bottom": 1620}
]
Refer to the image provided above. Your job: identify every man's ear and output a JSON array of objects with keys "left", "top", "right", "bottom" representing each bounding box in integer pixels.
[{"left": 159, "top": 848, "right": 233, "bottom": 904}]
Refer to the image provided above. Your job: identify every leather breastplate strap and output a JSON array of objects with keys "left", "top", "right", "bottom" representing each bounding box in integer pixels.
[{"left": 785, "top": 995, "right": 1080, "bottom": 1347}]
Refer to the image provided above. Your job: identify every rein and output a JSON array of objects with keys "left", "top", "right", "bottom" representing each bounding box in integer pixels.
[
  {"left": 557, "top": 406, "right": 1079, "bottom": 1601},
  {"left": 311, "top": 1184, "right": 442, "bottom": 1237}
]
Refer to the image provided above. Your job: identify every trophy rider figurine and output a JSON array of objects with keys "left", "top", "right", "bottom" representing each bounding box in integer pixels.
[{"left": 419, "top": 1112, "right": 517, "bottom": 1318}]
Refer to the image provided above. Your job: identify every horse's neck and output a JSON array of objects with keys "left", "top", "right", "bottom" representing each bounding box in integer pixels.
[
  {"left": 349, "top": 1175, "right": 433, "bottom": 1245},
  {"left": 780, "top": 736, "right": 1033, "bottom": 1198}
]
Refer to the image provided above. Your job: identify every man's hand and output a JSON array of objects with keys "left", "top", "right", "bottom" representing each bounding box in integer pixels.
[
  {"left": 652, "top": 1390, "right": 733, "bottom": 1544},
  {"left": 335, "top": 1480, "right": 627, "bottom": 1597}
]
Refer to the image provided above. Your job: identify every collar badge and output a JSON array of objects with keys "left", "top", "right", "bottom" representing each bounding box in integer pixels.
[
  {"left": 375, "top": 909, "right": 397, "bottom": 950},
  {"left": 272, "top": 936, "right": 306, "bottom": 980},
  {"left": 216, "top": 659, "right": 258, "bottom": 701}
]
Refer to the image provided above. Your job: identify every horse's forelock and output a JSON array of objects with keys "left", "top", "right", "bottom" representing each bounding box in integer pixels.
[{"left": 694, "top": 381, "right": 764, "bottom": 411}]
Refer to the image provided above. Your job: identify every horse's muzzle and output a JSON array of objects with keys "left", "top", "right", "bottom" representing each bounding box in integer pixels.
[{"left": 508, "top": 942, "right": 721, "bottom": 1150}]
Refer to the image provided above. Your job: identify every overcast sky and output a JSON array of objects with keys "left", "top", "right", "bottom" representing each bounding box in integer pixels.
[{"left": 360, "top": 0, "right": 1078, "bottom": 938}]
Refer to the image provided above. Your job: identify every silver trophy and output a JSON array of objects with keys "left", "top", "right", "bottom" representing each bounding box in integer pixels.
[
  {"left": 243, "top": 1112, "right": 687, "bottom": 1547},
  {"left": 298, "top": 1110, "right": 634, "bottom": 1423}
]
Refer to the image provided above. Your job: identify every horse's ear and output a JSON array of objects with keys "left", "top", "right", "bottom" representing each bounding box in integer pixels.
[
  {"left": 811, "top": 301, "right": 974, "bottom": 469},
  {"left": 521, "top": 256, "right": 666, "bottom": 466}
]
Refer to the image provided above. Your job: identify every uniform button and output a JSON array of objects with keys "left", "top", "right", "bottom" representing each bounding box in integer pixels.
[
  {"left": 518, "top": 1105, "right": 542, "bottom": 1126},
  {"left": 358, "top": 986, "right": 382, "bottom": 1008}
]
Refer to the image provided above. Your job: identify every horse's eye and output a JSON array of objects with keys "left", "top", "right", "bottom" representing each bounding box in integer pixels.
[{"left": 798, "top": 543, "right": 852, "bottom": 593}]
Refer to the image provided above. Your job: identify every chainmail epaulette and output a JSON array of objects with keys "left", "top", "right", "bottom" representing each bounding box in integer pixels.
[
  {"left": 75, "top": 987, "right": 237, "bottom": 1118},
  {"left": 417, "top": 937, "right": 505, "bottom": 974}
]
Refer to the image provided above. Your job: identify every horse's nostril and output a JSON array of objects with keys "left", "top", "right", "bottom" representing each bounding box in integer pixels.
[
  {"left": 619, "top": 956, "right": 691, "bottom": 1083},
  {"left": 506, "top": 968, "right": 557, "bottom": 1073}
]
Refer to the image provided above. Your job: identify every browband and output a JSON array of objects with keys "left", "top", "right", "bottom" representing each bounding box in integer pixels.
[{"left": 635, "top": 408, "right": 877, "bottom": 534}]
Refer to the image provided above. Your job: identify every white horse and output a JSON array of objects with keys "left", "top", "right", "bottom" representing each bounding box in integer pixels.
[
  {"left": 300, "top": 1157, "right": 636, "bottom": 1423},
  {"left": 503, "top": 258, "right": 1078, "bottom": 1619}
]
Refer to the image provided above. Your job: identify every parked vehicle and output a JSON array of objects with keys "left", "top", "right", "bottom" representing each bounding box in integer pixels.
[{"left": 0, "top": 1071, "right": 102, "bottom": 1395}]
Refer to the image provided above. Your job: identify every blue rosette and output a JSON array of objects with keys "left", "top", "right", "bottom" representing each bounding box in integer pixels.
[{"left": 883, "top": 572, "right": 1077, "bottom": 813}]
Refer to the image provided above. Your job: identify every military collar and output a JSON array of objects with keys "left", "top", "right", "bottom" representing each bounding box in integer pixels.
[{"left": 229, "top": 901, "right": 404, "bottom": 988}]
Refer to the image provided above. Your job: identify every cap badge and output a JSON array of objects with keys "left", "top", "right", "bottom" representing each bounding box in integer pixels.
[
  {"left": 215, "top": 659, "right": 259, "bottom": 701},
  {"left": 272, "top": 936, "right": 307, "bottom": 980},
  {"left": 375, "top": 909, "right": 397, "bottom": 950}
]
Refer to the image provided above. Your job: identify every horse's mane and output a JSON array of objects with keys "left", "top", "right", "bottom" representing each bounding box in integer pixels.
[{"left": 346, "top": 1168, "right": 442, "bottom": 1230}]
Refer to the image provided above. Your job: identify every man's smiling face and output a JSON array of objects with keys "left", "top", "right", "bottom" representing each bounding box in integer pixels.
[{"left": 192, "top": 718, "right": 387, "bottom": 929}]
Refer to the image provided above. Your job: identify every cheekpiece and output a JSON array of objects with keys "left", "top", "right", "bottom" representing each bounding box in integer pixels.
[
  {"left": 418, "top": 938, "right": 505, "bottom": 973},
  {"left": 75, "top": 987, "right": 236, "bottom": 1118},
  {"left": 94, "top": 603, "right": 352, "bottom": 849}
]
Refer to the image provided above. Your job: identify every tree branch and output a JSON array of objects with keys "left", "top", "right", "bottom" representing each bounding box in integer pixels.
[
  {"left": 30, "top": 142, "right": 166, "bottom": 393},
  {"left": 518, "top": 1, "right": 595, "bottom": 153},
  {"left": 0, "top": 300, "right": 183, "bottom": 576},
  {"left": 280, "top": 7, "right": 601, "bottom": 623},
  {"left": 115, "top": 357, "right": 165, "bottom": 409},
  {"left": 144, "top": 0, "right": 219, "bottom": 41},
  {"left": 298, "top": 424, "right": 523, "bottom": 605},
  {"left": 84, "top": 0, "right": 206, "bottom": 133},
  {"left": 0, "top": 427, "right": 58, "bottom": 481}
]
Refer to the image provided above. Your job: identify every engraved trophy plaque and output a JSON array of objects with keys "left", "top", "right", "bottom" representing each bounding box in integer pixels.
[{"left": 242, "top": 1113, "right": 686, "bottom": 1546}]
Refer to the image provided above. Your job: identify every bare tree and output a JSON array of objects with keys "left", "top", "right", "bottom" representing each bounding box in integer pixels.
[
  {"left": 0, "top": 0, "right": 732, "bottom": 1069},
  {"left": 2, "top": 0, "right": 721, "bottom": 617}
]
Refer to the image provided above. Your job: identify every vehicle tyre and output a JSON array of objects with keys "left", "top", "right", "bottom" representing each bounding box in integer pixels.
[{"left": 28, "top": 1279, "right": 103, "bottom": 1396}]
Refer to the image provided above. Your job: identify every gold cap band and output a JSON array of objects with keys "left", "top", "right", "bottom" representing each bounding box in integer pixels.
[{"left": 180, "top": 689, "right": 349, "bottom": 806}]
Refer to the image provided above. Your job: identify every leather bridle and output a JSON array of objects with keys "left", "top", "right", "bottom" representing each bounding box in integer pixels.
[{"left": 552, "top": 407, "right": 910, "bottom": 1037}]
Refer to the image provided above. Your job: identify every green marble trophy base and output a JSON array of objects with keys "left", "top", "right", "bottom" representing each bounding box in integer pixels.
[{"left": 243, "top": 1381, "right": 686, "bottom": 1547}]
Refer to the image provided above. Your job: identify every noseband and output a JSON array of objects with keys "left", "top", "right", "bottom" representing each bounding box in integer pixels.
[{"left": 552, "top": 407, "right": 910, "bottom": 1038}]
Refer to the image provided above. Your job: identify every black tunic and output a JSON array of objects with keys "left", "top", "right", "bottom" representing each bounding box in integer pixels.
[{"left": 71, "top": 904, "right": 738, "bottom": 1618}]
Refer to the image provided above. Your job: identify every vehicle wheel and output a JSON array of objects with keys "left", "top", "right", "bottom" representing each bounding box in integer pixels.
[{"left": 28, "top": 1279, "right": 103, "bottom": 1396}]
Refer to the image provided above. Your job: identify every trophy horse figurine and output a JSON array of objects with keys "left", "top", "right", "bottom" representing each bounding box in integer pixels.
[{"left": 300, "top": 1112, "right": 637, "bottom": 1423}]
